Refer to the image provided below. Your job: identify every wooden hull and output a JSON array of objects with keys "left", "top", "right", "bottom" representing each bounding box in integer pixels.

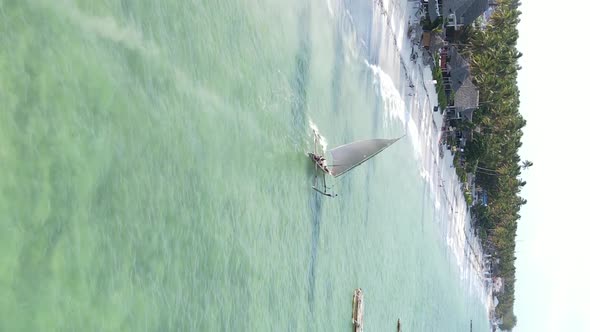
[
  {"left": 308, "top": 153, "right": 330, "bottom": 175},
  {"left": 352, "top": 288, "right": 364, "bottom": 332}
]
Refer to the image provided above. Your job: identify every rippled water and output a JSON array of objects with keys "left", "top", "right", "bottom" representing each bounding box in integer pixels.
[{"left": 1, "top": 0, "right": 489, "bottom": 330}]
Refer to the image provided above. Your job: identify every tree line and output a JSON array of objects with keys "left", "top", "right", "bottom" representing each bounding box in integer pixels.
[{"left": 455, "top": 0, "right": 525, "bottom": 330}]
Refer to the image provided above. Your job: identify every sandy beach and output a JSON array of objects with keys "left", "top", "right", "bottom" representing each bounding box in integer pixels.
[{"left": 368, "top": 0, "right": 492, "bottom": 309}]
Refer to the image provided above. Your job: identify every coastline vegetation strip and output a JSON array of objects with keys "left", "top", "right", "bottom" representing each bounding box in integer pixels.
[
  {"left": 432, "top": 52, "right": 447, "bottom": 111},
  {"left": 450, "top": 0, "right": 526, "bottom": 329}
]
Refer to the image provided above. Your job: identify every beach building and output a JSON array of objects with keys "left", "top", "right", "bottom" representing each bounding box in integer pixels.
[
  {"left": 446, "top": 47, "right": 471, "bottom": 88},
  {"left": 427, "top": 0, "right": 490, "bottom": 29},
  {"left": 445, "top": 0, "right": 490, "bottom": 30},
  {"left": 491, "top": 316, "right": 503, "bottom": 329},
  {"left": 448, "top": 78, "right": 479, "bottom": 116},
  {"left": 442, "top": 46, "right": 467, "bottom": 91},
  {"left": 493, "top": 277, "right": 504, "bottom": 293},
  {"left": 427, "top": 0, "right": 443, "bottom": 23},
  {"left": 445, "top": 79, "right": 480, "bottom": 147},
  {"left": 442, "top": 46, "right": 480, "bottom": 122}
]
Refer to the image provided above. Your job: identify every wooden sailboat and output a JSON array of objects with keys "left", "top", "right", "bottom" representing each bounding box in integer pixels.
[{"left": 309, "top": 131, "right": 404, "bottom": 197}]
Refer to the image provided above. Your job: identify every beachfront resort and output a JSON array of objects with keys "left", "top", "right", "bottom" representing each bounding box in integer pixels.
[{"left": 412, "top": 0, "right": 525, "bottom": 330}]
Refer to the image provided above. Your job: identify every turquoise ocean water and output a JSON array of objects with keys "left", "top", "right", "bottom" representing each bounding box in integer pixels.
[{"left": 1, "top": 0, "right": 489, "bottom": 330}]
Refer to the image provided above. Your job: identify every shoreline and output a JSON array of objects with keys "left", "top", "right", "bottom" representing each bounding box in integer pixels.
[{"left": 370, "top": 0, "right": 492, "bottom": 311}]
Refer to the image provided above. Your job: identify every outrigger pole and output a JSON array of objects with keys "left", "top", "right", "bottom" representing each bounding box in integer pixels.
[{"left": 312, "top": 163, "right": 337, "bottom": 197}]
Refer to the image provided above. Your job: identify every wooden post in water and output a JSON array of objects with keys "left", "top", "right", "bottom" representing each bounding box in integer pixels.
[{"left": 352, "top": 288, "right": 364, "bottom": 332}]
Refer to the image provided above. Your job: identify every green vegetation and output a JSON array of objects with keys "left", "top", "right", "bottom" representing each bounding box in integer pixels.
[
  {"left": 433, "top": 53, "right": 448, "bottom": 110},
  {"left": 421, "top": 16, "right": 443, "bottom": 31},
  {"left": 464, "top": 191, "right": 473, "bottom": 206},
  {"left": 453, "top": 1, "right": 526, "bottom": 330}
]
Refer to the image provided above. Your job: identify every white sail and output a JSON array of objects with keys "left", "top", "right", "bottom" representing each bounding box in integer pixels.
[{"left": 328, "top": 137, "right": 403, "bottom": 177}]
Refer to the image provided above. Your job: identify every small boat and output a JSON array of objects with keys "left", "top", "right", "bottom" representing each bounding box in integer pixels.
[
  {"left": 309, "top": 131, "right": 404, "bottom": 197},
  {"left": 352, "top": 288, "right": 364, "bottom": 332}
]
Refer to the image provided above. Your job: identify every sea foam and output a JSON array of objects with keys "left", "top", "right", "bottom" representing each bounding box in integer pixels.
[{"left": 308, "top": 119, "right": 328, "bottom": 154}]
